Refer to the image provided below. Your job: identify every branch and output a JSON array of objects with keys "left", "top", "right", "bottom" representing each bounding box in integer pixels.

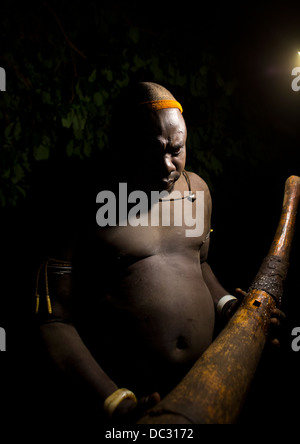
[
  {"left": 43, "top": 1, "right": 87, "bottom": 60},
  {"left": 0, "top": 53, "right": 32, "bottom": 89}
]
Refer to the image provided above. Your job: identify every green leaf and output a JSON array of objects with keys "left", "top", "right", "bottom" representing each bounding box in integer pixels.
[
  {"left": 75, "top": 82, "right": 86, "bottom": 101},
  {"left": 4, "top": 122, "right": 14, "bottom": 138},
  {"left": 66, "top": 140, "right": 74, "bottom": 157},
  {"left": 216, "top": 73, "right": 224, "bottom": 87},
  {"left": 149, "top": 57, "right": 163, "bottom": 81},
  {"left": 93, "top": 91, "right": 103, "bottom": 107},
  {"left": 16, "top": 185, "right": 27, "bottom": 197},
  {"left": 61, "top": 110, "right": 74, "bottom": 129},
  {"left": 88, "top": 68, "right": 97, "bottom": 83},
  {"left": 132, "top": 54, "right": 147, "bottom": 71},
  {"left": 33, "top": 144, "right": 50, "bottom": 161},
  {"left": 102, "top": 69, "right": 113, "bottom": 82},
  {"left": 83, "top": 140, "right": 92, "bottom": 157},
  {"left": 168, "top": 63, "right": 175, "bottom": 78},
  {"left": 2, "top": 169, "right": 10, "bottom": 179},
  {"left": 199, "top": 66, "right": 208, "bottom": 76},
  {"left": 128, "top": 27, "right": 139, "bottom": 44},
  {"left": 225, "top": 81, "right": 235, "bottom": 96},
  {"left": 41, "top": 91, "right": 52, "bottom": 104},
  {"left": 13, "top": 120, "right": 22, "bottom": 140}
]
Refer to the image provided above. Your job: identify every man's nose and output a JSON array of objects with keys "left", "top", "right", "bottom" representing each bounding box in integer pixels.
[{"left": 162, "top": 154, "right": 176, "bottom": 174}]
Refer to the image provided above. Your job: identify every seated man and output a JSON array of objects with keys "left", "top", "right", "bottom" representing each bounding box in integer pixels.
[{"left": 35, "top": 82, "right": 282, "bottom": 423}]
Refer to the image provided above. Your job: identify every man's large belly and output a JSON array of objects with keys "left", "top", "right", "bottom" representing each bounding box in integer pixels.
[
  {"left": 83, "top": 252, "right": 215, "bottom": 395},
  {"left": 115, "top": 254, "right": 215, "bottom": 360}
]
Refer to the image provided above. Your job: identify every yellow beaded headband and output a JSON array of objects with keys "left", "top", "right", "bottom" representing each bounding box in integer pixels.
[{"left": 139, "top": 99, "right": 183, "bottom": 114}]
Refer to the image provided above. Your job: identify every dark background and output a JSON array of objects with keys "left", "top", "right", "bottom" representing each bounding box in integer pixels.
[{"left": 0, "top": 0, "right": 300, "bottom": 429}]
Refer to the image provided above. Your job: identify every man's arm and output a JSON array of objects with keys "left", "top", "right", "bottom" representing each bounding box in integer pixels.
[
  {"left": 198, "top": 188, "right": 284, "bottom": 336},
  {"left": 195, "top": 175, "right": 237, "bottom": 316},
  {"left": 36, "top": 259, "right": 159, "bottom": 421},
  {"left": 200, "top": 236, "right": 233, "bottom": 306},
  {"left": 37, "top": 266, "right": 121, "bottom": 414},
  {"left": 201, "top": 260, "right": 229, "bottom": 306}
]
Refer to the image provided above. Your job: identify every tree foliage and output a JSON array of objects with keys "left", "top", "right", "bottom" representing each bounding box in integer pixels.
[{"left": 0, "top": 1, "right": 259, "bottom": 206}]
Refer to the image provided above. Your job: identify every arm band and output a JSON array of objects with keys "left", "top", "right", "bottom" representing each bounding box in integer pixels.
[
  {"left": 216, "top": 295, "right": 237, "bottom": 317},
  {"left": 103, "top": 388, "right": 137, "bottom": 418}
]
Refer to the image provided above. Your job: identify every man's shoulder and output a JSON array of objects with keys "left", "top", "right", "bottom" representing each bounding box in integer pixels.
[{"left": 185, "top": 171, "right": 210, "bottom": 193}]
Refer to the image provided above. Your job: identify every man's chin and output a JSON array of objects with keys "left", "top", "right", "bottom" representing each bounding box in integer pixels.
[
  {"left": 140, "top": 174, "right": 179, "bottom": 193},
  {"left": 152, "top": 180, "right": 175, "bottom": 193},
  {"left": 163, "top": 182, "right": 175, "bottom": 193}
]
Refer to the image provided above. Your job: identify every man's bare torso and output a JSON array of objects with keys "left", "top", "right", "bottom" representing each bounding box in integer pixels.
[{"left": 75, "top": 172, "right": 215, "bottom": 397}]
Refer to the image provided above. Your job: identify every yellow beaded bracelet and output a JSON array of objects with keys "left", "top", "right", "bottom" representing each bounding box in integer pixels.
[{"left": 103, "top": 388, "right": 137, "bottom": 418}]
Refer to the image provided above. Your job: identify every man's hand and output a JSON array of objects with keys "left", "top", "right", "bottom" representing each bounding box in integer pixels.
[
  {"left": 230, "top": 288, "right": 286, "bottom": 347},
  {"left": 112, "top": 392, "right": 161, "bottom": 423},
  {"left": 268, "top": 307, "right": 286, "bottom": 347},
  {"left": 222, "top": 288, "right": 245, "bottom": 319}
]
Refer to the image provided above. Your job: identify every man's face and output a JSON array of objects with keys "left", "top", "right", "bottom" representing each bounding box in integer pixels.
[{"left": 133, "top": 108, "right": 187, "bottom": 192}]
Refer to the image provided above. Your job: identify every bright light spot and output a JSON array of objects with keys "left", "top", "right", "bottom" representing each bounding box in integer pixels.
[{"left": 298, "top": 51, "right": 300, "bottom": 55}]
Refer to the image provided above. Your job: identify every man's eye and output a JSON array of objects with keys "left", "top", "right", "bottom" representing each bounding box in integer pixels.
[{"left": 172, "top": 147, "right": 182, "bottom": 155}]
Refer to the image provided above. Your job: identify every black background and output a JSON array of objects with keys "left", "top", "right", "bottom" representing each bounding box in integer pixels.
[{"left": 0, "top": 0, "right": 300, "bottom": 429}]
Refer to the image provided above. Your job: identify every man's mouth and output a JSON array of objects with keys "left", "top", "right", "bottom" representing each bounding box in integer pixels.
[
  {"left": 148, "top": 172, "right": 180, "bottom": 191},
  {"left": 160, "top": 177, "right": 177, "bottom": 191},
  {"left": 162, "top": 178, "right": 174, "bottom": 185}
]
